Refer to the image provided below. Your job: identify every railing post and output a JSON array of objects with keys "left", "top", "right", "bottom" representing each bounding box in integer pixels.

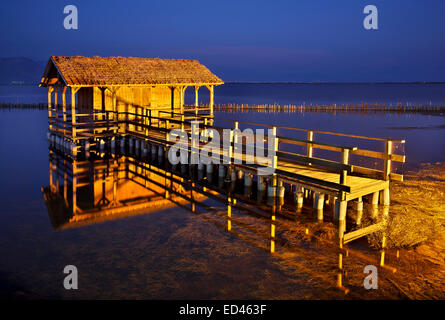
[
  {"left": 307, "top": 130, "right": 313, "bottom": 158},
  {"left": 268, "top": 126, "right": 279, "bottom": 199},
  {"left": 144, "top": 109, "right": 148, "bottom": 136},
  {"left": 148, "top": 109, "right": 151, "bottom": 129},
  {"left": 341, "top": 148, "right": 349, "bottom": 185},
  {"left": 272, "top": 126, "right": 278, "bottom": 172},
  {"left": 383, "top": 140, "right": 392, "bottom": 181},
  {"left": 233, "top": 121, "right": 239, "bottom": 162}
]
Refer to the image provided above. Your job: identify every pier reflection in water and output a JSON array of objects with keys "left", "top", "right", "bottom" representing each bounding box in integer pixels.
[{"left": 41, "top": 137, "right": 397, "bottom": 297}]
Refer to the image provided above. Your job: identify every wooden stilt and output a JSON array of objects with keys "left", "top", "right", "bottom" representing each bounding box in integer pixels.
[
  {"left": 206, "top": 85, "right": 214, "bottom": 117},
  {"left": 71, "top": 87, "right": 80, "bottom": 141},
  {"left": 194, "top": 86, "right": 199, "bottom": 115},
  {"left": 356, "top": 197, "right": 363, "bottom": 225},
  {"left": 314, "top": 193, "right": 325, "bottom": 221},
  {"left": 179, "top": 86, "right": 184, "bottom": 114},
  {"left": 372, "top": 191, "right": 379, "bottom": 206},
  {"left": 383, "top": 188, "right": 390, "bottom": 206},
  {"left": 48, "top": 86, "right": 54, "bottom": 130},
  {"left": 54, "top": 87, "right": 59, "bottom": 133},
  {"left": 170, "top": 86, "right": 175, "bottom": 117},
  {"left": 62, "top": 87, "right": 67, "bottom": 135}
]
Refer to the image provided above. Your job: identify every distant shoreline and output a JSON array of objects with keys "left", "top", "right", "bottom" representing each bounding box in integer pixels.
[
  {"left": 224, "top": 81, "right": 445, "bottom": 85},
  {"left": 1, "top": 81, "right": 445, "bottom": 86}
]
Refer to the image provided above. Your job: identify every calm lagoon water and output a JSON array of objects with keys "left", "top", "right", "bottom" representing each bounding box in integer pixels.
[
  {"left": 2, "top": 82, "right": 445, "bottom": 105},
  {"left": 0, "top": 84, "right": 444, "bottom": 299}
]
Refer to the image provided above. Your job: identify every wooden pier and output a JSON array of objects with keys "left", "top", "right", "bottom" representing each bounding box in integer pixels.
[{"left": 40, "top": 55, "right": 406, "bottom": 291}]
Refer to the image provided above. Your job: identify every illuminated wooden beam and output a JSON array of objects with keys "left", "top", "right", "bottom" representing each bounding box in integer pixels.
[
  {"left": 71, "top": 87, "right": 81, "bottom": 140},
  {"left": 62, "top": 87, "right": 67, "bottom": 135},
  {"left": 48, "top": 86, "right": 54, "bottom": 130}
]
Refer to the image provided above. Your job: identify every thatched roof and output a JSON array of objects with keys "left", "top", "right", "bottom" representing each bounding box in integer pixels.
[{"left": 41, "top": 56, "right": 223, "bottom": 87}]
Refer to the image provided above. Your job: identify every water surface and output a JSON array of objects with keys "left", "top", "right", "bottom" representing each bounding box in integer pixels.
[{"left": 0, "top": 83, "right": 444, "bottom": 299}]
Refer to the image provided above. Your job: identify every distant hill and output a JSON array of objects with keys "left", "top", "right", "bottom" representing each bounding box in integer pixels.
[{"left": 0, "top": 57, "right": 46, "bottom": 85}]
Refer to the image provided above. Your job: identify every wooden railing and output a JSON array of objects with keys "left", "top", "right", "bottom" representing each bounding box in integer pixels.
[{"left": 49, "top": 109, "right": 405, "bottom": 184}]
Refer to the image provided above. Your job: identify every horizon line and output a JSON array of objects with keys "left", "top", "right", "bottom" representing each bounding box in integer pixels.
[{"left": 2, "top": 81, "right": 445, "bottom": 86}]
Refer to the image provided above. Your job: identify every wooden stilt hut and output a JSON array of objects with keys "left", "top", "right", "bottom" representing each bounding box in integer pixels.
[{"left": 39, "top": 56, "right": 223, "bottom": 143}]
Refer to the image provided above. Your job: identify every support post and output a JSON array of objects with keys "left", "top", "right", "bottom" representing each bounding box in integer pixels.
[
  {"left": 170, "top": 86, "right": 175, "bottom": 117},
  {"left": 383, "top": 188, "right": 390, "bottom": 206},
  {"left": 54, "top": 87, "right": 59, "bottom": 133},
  {"left": 294, "top": 185, "right": 304, "bottom": 211},
  {"left": 356, "top": 197, "right": 363, "bottom": 225},
  {"left": 314, "top": 192, "right": 325, "bottom": 221},
  {"left": 48, "top": 86, "right": 54, "bottom": 130},
  {"left": 341, "top": 148, "right": 349, "bottom": 185},
  {"left": 194, "top": 86, "right": 199, "bottom": 115},
  {"left": 267, "top": 127, "right": 278, "bottom": 198},
  {"left": 179, "top": 86, "right": 184, "bottom": 114},
  {"left": 307, "top": 130, "right": 313, "bottom": 160},
  {"left": 383, "top": 140, "right": 393, "bottom": 181},
  {"left": 207, "top": 85, "right": 214, "bottom": 117},
  {"left": 62, "top": 87, "right": 67, "bottom": 135},
  {"left": 71, "top": 87, "right": 80, "bottom": 141}
]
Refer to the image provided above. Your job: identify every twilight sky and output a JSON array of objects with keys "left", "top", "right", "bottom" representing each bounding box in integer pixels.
[{"left": 1, "top": 0, "right": 444, "bottom": 82}]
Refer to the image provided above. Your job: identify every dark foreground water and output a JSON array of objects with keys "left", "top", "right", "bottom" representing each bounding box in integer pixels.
[{"left": 0, "top": 84, "right": 444, "bottom": 299}]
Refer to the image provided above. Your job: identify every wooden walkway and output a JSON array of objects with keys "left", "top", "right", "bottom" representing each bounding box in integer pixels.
[{"left": 46, "top": 107, "right": 406, "bottom": 290}]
